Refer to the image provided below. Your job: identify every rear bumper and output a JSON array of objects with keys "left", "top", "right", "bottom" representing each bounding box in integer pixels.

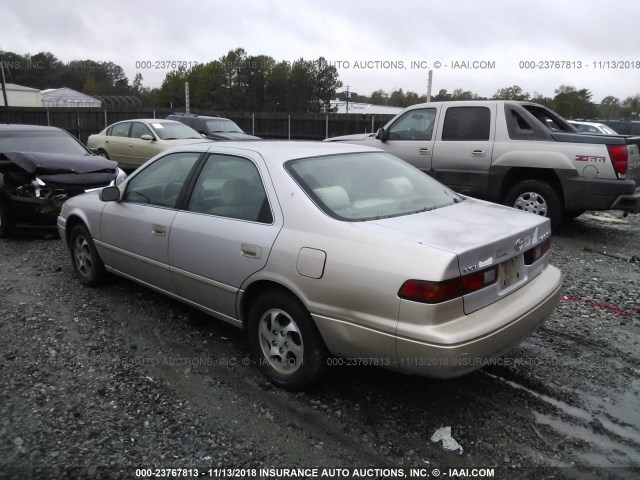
[
  {"left": 560, "top": 173, "right": 639, "bottom": 212},
  {"left": 396, "top": 265, "right": 563, "bottom": 378},
  {"left": 610, "top": 187, "right": 640, "bottom": 213}
]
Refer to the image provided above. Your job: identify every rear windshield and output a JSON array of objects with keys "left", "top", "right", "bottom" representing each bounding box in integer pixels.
[{"left": 286, "top": 152, "right": 463, "bottom": 221}]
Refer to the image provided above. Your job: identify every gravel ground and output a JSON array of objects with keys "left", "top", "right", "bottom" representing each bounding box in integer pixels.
[{"left": 0, "top": 211, "right": 639, "bottom": 480}]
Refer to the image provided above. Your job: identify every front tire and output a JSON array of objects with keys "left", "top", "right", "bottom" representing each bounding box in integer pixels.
[
  {"left": 247, "top": 290, "right": 327, "bottom": 390},
  {"left": 504, "top": 180, "right": 562, "bottom": 229},
  {"left": 70, "top": 225, "right": 107, "bottom": 286},
  {"left": 97, "top": 149, "right": 110, "bottom": 159}
]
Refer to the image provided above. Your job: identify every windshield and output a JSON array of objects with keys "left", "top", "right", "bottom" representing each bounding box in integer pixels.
[
  {"left": 600, "top": 125, "right": 618, "bottom": 135},
  {"left": 286, "top": 152, "right": 463, "bottom": 221},
  {"left": 149, "top": 122, "right": 202, "bottom": 140},
  {"left": 204, "top": 118, "right": 243, "bottom": 133},
  {"left": 0, "top": 130, "right": 90, "bottom": 155}
]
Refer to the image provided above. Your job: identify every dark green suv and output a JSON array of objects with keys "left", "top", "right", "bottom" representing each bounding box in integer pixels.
[{"left": 166, "top": 113, "right": 260, "bottom": 141}]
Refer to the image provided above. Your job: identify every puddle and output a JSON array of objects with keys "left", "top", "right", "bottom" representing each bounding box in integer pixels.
[{"left": 484, "top": 372, "right": 640, "bottom": 447}]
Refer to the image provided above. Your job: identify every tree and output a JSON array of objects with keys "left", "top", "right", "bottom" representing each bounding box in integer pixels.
[
  {"left": 599, "top": 96, "right": 622, "bottom": 120},
  {"left": 432, "top": 89, "right": 451, "bottom": 101},
  {"left": 552, "top": 85, "right": 598, "bottom": 119},
  {"left": 313, "top": 57, "right": 342, "bottom": 113},
  {"left": 450, "top": 88, "right": 480, "bottom": 100},
  {"left": 621, "top": 95, "right": 640, "bottom": 120},
  {"left": 369, "top": 89, "right": 388, "bottom": 105},
  {"left": 158, "top": 66, "right": 188, "bottom": 109},
  {"left": 492, "top": 85, "right": 529, "bottom": 101}
]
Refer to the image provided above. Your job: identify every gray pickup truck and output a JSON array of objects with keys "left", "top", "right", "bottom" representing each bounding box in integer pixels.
[{"left": 325, "top": 101, "right": 640, "bottom": 228}]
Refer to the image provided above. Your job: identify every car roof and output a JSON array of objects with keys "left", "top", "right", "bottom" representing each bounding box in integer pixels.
[
  {"left": 112, "top": 119, "right": 183, "bottom": 124},
  {"left": 167, "top": 140, "right": 382, "bottom": 164},
  {"left": 0, "top": 124, "right": 66, "bottom": 132},
  {"left": 568, "top": 120, "right": 607, "bottom": 126}
]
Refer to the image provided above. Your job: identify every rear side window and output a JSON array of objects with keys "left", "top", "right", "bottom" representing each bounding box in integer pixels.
[
  {"left": 110, "top": 122, "right": 130, "bottom": 137},
  {"left": 187, "top": 154, "right": 273, "bottom": 223},
  {"left": 441, "top": 107, "right": 490, "bottom": 141}
]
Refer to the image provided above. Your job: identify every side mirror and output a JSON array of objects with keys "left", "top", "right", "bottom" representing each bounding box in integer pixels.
[
  {"left": 140, "top": 134, "right": 154, "bottom": 141},
  {"left": 376, "top": 128, "right": 389, "bottom": 142},
  {"left": 100, "top": 185, "right": 121, "bottom": 202}
]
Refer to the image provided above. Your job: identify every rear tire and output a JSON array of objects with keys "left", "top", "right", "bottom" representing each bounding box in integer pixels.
[
  {"left": 97, "top": 149, "right": 110, "bottom": 159},
  {"left": 69, "top": 225, "right": 107, "bottom": 286},
  {"left": 247, "top": 289, "right": 327, "bottom": 390},
  {"left": 504, "top": 179, "right": 562, "bottom": 230}
]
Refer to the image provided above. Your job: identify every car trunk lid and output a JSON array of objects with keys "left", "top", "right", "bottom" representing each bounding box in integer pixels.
[{"left": 352, "top": 198, "right": 552, "bottom": 313}]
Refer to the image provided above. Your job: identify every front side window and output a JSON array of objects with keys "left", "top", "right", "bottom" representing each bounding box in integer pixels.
[
  {"left": 286, "top": 152, "right": 462, "bottom": 221},
  {"left": 123, "top": 152, "right": 200, "bottom": 208},
  {"left": 130, "top": 122, "right": 152, "bottom": 139},
  {"left": 187, "top": 154, "right": 272, "bottom": 223},
  {"left": 442, "top": 107, "right": 490, "bottom": 141},
  {"left": 388, "top": 108, "right": 436, "bottom": 140}
]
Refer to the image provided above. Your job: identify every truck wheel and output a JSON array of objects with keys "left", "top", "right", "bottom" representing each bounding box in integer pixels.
[
  {"left": 247, "top": 289, "right": 328, "bottom": 390},
  {"left": 504, "top": 180, "right": 562, "bottom": 229}
]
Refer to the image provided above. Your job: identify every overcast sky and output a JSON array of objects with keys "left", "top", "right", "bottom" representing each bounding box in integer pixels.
[{"left": 3, "top": 0, "right": 639, "bottom": 103}]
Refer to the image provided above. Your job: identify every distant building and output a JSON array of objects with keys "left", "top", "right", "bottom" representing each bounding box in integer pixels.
[
  {"left": 330, "top": 99, "right": 402, "bottom": 115},
  {"left": 41, "top": 88, "right": 102, "bottom": 108},
  {"left": 0, "top": 83, "right": 43, "bottom": 107}
]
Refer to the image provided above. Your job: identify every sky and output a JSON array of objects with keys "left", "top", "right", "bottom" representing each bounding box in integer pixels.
[{"left": 2, "top": 0, "right": 639, "bottom": 104}]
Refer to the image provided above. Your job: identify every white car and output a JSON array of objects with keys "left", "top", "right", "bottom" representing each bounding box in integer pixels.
[
  {"left": 87, "top": 119, "right": 209, "bottom": 171},
  {"left": 58, "top": 141, "right": 562, "bottom": 389},
  {"left": 568, "top": 120, "right": 618, "bottom": 135}
]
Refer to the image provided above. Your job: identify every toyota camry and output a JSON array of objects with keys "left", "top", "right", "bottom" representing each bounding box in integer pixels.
[{"left": 58, "top": 141, "right": 562, "bottom": 389}]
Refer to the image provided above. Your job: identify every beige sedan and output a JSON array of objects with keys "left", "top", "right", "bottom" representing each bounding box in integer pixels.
[
  {"left": 58, "top": 141, "right": 562, "bottom": 390},
  {"left": 87, "top": 119, "right": 209, "bottom": 170}
]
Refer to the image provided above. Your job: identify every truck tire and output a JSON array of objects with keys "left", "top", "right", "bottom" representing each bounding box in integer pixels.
[{"left": 504, "top": 180, "right": 562, "bottom": 229}]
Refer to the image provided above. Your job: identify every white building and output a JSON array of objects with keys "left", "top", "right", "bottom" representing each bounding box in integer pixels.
[
  {"left": 41, "top": 88, "right": 102, "bottom": 108},
  {"left": 330, "top": 99, "right": 402, "bottom": 115},
  {"left": 0, "top": 83, "right": 43, "bottom": 107}
]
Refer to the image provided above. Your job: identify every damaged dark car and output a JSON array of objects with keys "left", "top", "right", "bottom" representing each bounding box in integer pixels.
[{"left": 0, "top": 125, "right": 126, "bottom": 237}]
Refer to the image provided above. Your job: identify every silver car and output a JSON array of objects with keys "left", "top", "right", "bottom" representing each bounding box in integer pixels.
[{"left": 58, "top": 141, "right": 562, "bottom": 389}]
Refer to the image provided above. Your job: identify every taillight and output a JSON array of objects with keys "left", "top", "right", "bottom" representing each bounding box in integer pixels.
[
  {"left": 606, "top": 144, "right": 628, "bottom": 178},
  {"left": 398, "top": 266, "right": 498, "bottom": 304},
  {"left": 398, "top": 278, "right": 463, "bottom": 304},
  {"left": 524, "top": 238, "right": 551, "bottom": 265}
]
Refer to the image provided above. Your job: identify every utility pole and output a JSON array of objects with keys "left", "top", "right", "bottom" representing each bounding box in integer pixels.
[
  {"left": 0, "top": 50, "right": 9, "bottom": 107},
  {"left": 426, "top": 70, "right": 433, "bottom": 103},
  {"left": 185, "top": 82, "right": 190, "bottom": 113},
  {"left": 345, "top": 85, "right": 350, "bottom": 114}
]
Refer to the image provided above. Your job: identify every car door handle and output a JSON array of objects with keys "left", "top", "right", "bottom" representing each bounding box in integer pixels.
[
  {"left": 418, "top": 147, "right": 432, "bottom": 155},
  {"left": 241, "top": 244, "right": 262, "bottom": 259},
  {"left": 152, "top": 224, "right": 167, "bottom": 237},
  {"left": 471, "top": 149, "right": 486, "bottom": 157}
]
